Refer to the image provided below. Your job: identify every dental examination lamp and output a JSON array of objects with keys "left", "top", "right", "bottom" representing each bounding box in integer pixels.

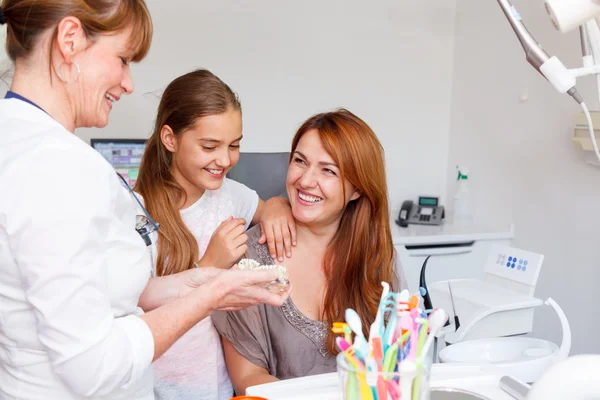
[
  {"left": 497, "top": 0, "right": 600, "bottom": 164},
  {"left": 496, "top": 1, "right": 600, "bottom": 398}
]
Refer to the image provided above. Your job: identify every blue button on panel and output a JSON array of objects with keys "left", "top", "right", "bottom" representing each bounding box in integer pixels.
[
  {"left": 524, "top": 260, "right": 528, "bottom": 266},
  {"left": 508, "top": 256, "right": 513, "bottom": 262},
  {"left": 511, "top": 263, "right": 516, "bottom": 268},
  {"left": 519, "top": 259, "right": 523, "bottom": 264},
  {"left": 522, "top": 267, "right": 527, "bottom": 272},
  {"left": 506, "top": 262, "right": 511, "bottom": 267},
  {"left": 517, "top": 265, "right": 522, "bottom": 270}
]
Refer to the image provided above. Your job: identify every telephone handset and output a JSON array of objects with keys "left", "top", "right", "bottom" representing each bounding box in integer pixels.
[
  {"left": 396, "top": 200, "right": 413, "bottom": 227},
  {"left": 396, "top": 196, "right": 445, "bottom": 227}
]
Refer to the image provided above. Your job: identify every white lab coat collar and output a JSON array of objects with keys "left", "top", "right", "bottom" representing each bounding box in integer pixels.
[{"left": 1, "top": 97, "right": 85, "bottom": 147}]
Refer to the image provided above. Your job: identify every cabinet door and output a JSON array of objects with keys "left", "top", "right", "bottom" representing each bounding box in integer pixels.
[{"left": 395, "top": 239, "right": 512, "bottom": 293}]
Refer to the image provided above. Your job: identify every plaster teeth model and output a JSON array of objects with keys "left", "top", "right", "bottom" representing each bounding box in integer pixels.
[
  {"left": 238, "top": 258, "right": 261, "bottom": 270},
  {"left": 238, "top": 258, "right": 289, "bottom": 289}
]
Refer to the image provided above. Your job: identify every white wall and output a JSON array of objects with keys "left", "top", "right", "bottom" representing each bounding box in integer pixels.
[
  {"left": 447, "top": 0, "right": 600, "bottom": 354},
  {"left": 0, "top": 25, "right": 10, "bottom": 86},
  {"left": 74, "top": 0, "right": 458, "bottom": 210},
  {"left": 0, "top": 1, "right": 457, "bottom": 214}
]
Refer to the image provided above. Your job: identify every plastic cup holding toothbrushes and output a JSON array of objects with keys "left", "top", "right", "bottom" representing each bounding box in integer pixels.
[
  {"left": 333, "top": 283, "right": 447, "bottom": 400},
  {"left": 336, "top": 350, "right": 433, "bottom": 400}
]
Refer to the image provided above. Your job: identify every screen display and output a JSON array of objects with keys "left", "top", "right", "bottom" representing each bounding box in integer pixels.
[
  {"left": 91, "top": 139, "right": 147, "bottom": 186},
  {"left": 419, "top": 197, "right": 438, "bottom": 207}
]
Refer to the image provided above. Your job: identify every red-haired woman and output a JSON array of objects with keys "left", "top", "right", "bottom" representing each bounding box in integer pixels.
[{"left": 213, "top": 108, "right": 407, "bottom": 395}]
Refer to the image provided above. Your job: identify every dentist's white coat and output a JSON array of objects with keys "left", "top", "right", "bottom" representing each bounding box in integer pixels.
[{"left": 0, "top": 98, "right": 155, "bottom": 399}]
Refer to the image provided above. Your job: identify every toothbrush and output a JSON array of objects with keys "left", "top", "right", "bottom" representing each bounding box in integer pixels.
[
  {"left": 371, "top": 336, "right": 387, "bottom": 400},
  {"left": 346, "top": 370, "right": 358, "bottom": 400},
  {"left": 332, "top": 322, "right": 353, "bottom": 344},
  {"left": 374, "top": 282, "right": 394, "bottom": 337},
  {"left": 344, "top": 348, "right": 373, "bottom": 400},
  {"left": 408, "top": 295, "right": 420, "bottom": 310},
  {"left": 368, "top": 308, "right": 385, "bottom": 399},
  {"left": 386, "top": 379, "right": 401, "bottom": 400},
  {"left": 418, "top": 309, "right": 448, "bottom": 365},
  {"left": 370, "top": 289, "right": 388, "bottom": 400},
  {"left": 408, "top": 309, "right": 420, "bottom": 361},
  {"left": 399, "top": 314, "right": 413, "bottom": 359},
  {"left": 412, "top": 318, "right": 429, "bottom": 400},
  {"left": 382, "top": 342, "right": 399, "bottom": 380},
  {"left": 339, "top": 348, "right": 359, "bottom": 400},
  {"left": 416, "top": 318, "right": 429, "bottom": 359},
  {"left": 398, "top": 289, "right": 410, "bottom": 302},
  {"left": 381, "top": 300, "right": 397, "bottom": 352},
  {"left": 345, "top": 308, "right": 369, "bottom": 359},
  {"left": 381, "top": 281, "right": 390, "bottom": 301},
  {"left": 336, "top": 336, "right": 352, "bottom": 352},
  {"left": 365, "top": 357, "right": 378, "bottom": 395},
  {"left": 414, "top": 309, "right": 448, "bottom": 399},
  {"left": 399, "top": 360, "right": 417, "bottom": 400},
  {"left": 396, "top": 290, "right": 410, "bottom": 341}
]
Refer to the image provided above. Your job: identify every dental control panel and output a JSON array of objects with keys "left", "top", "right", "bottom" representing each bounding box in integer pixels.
[{"left": 484, "top": 244, "right": 544, "bottom": 287}]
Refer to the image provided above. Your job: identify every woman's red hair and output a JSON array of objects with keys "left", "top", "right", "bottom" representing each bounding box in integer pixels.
[{"left": 290, "top": 108, "right": 399, "bottom": 355}]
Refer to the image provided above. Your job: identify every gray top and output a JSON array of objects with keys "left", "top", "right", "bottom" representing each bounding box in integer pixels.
[{"left": 212, "top": 225, "right": 408, "bottom": 380}]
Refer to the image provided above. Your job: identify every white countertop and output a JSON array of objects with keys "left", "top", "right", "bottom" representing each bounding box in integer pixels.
[
  {"left": 247, "top": 365, "right": 517, "bottom": 399},
  {"left": 391, "top": 218, "right": 514, "bottom": 246}
]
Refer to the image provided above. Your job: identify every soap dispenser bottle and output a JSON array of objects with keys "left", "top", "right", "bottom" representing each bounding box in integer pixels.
[{"left": 452, "top": 165, "right": 473, "bottom": 223}]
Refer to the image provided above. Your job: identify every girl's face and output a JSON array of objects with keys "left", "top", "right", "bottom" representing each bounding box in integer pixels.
[{"left": 162, "top": 109, "right": 242, "bottom": 197}]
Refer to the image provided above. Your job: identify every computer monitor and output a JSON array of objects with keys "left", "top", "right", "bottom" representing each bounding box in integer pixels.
[{"left": 91, "top": 138, "right": 147, "bottom": 187}]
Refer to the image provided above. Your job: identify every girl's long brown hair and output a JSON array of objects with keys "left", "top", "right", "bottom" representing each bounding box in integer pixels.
[
  {"left": 134, "top": 69, "right": 241, "bottom": 276},
  {"left": 291, "top": 109, "right": 398, "bottom": 355}
]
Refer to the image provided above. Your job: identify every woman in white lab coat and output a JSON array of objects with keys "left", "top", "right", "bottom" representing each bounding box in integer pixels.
[{"left": 0, "top": 1, "right": 289, "bottom": 399}]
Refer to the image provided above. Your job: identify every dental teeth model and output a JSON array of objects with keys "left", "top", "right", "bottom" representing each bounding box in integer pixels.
[{"left": 238, "top": 258, "right": 289, "bottom": 292}]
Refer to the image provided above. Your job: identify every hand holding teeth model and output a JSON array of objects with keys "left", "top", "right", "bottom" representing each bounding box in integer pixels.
[{"left": 238, "top": 258, "right": 290, "bottom": 292}]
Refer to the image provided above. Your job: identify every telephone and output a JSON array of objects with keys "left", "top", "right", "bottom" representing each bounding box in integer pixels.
[{"left": 396, "top": 196, "right": 445, "bottom": 227}]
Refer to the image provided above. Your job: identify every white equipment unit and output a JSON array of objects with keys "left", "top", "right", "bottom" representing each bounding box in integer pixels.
[
  {"left": 428, "top": 245, "right": 572, "bottom": 383},
  {"left": 437, "top": 297, "right": 571, "bottom": 384},
  {"left": 392, "top": 220, "right": 514, "bottom": 294},
  {"left": 428, "top": 245, "right": 544, "bottom": 343}
]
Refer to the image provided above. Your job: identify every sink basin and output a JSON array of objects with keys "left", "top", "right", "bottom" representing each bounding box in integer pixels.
[
  {"left": 440, "top": 337, "right": 557, "bottom": 363},
  {"left": 439, "top": 337, "right": 558, "bottom": 382},
  {"left": 431, "top": 388, "right": 492, "bottom": 400}
]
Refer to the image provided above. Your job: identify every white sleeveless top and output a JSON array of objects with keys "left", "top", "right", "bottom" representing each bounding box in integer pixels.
[{"left": 144, "top": 178, "right": 258, "bottom": 400}]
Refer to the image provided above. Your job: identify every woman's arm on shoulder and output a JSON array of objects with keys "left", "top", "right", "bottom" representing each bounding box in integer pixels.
[
  {"left": 222, "top": 337, "right": 278, "bottom": 395},
  {"left": 253, "top": 197, "right": 296, "bottom": 262},
  {"left": 227, "top": 178, "right": 296, "bottom": 262}
]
